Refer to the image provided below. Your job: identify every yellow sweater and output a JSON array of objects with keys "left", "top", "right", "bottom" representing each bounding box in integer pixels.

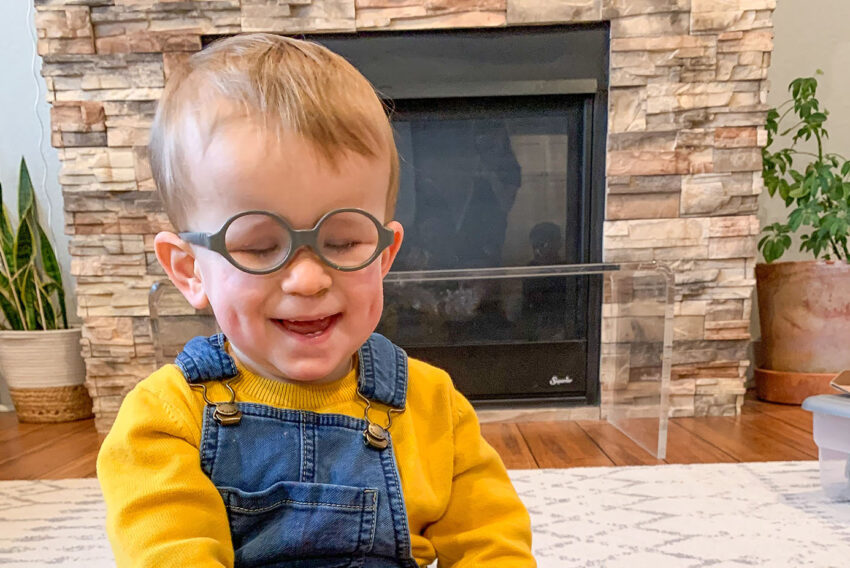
[{"left": 97, "top": 354, "right": 535, "bottom": 567}]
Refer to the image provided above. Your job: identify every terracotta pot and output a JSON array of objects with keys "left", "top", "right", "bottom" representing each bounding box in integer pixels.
[
  {"left": 0, "top": 328, "right": 92, "bottom": 423},
  {"left": 756, "top": 260, "right": 850, "bottom": 374}
]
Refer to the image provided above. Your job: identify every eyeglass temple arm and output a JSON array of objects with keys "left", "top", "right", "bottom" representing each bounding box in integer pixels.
[
  {"left": 379, "top": 225, "right": 395, "bottom": 248},
  {"left": 178, "top": 232, "right": 212, "bottom": 248}
]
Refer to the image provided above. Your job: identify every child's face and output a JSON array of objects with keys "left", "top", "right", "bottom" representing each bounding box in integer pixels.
[{"left": 179, "top": 121, "right": 402, "bottom": 384}]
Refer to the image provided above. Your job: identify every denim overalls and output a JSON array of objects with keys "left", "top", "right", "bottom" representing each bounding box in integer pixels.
[{"left": 176, "top": 333, "right": 420, "bottom": 568}]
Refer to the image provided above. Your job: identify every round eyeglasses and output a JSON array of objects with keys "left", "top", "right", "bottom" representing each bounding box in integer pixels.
[{"left": 178, "top": 208, "right": 395, "bottom": 274}]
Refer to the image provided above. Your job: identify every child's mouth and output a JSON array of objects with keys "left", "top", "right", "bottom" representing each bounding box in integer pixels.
[{"left": 275, "top": 314, "right": 339, "bottom": 337}]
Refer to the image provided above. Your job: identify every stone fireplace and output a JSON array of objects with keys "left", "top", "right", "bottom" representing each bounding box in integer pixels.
[{"left": 34, "top": 0, "right": 773, "bottom": 434}]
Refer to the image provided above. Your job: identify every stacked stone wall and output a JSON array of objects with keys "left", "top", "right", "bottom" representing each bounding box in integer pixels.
[{"left": 34, "top": 0, "right": 774, "bottom": 432}]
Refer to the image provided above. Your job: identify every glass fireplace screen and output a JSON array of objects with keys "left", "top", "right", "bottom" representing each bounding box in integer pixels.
[{"left": 383, "top": 95, "right": 600, "bottom": 404}]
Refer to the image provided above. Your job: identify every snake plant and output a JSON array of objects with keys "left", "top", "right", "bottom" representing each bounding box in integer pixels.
[{"left": 0, "top": 158, "right": 67, "bottom": 330}]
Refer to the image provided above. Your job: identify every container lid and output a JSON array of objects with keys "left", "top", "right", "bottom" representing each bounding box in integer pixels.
[{"left": 802, "top": 394, "right": 850, "bottom": 417}]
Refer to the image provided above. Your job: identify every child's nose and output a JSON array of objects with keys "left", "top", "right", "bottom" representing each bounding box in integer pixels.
[{"left": 279, "top": 249, "right": 332, "bottom": 296}]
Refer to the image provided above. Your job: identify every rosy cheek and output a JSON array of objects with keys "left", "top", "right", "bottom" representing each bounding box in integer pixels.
[
  {"left": 218, "top": 311, "right": 242, "bottom": 333},
  {"left": 367, "top": 287, "right": 384, "bottom": 321},
  {"left": 207, "top": 269, "right": 267, "bottom": 322},
  {"left": 358, "top": 270, "right": 385, "bottom": 321}
]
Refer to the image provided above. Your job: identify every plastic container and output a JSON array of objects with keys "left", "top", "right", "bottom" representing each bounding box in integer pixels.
[{"left": 801, "top": 394, "right": 850, "bottom": 501}]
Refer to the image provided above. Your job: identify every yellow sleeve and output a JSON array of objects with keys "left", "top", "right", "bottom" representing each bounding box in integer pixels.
[
  {"left": 425, "top": 389, "right": 536, "bottom": 567},
  {"left": 97, "top": 377, "right": 234, "bottom": 568}
]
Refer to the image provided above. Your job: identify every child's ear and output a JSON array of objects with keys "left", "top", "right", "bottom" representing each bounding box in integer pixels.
[
  {"left": 380, "top": 221, "right": 404, "bottom": 277},
  {"left": 153, "top": 231, "right": 210, "bottom": 310}
]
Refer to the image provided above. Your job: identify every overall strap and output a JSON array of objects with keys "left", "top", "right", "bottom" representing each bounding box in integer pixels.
[
  {"left": 175, "top": 333, "right": 238, "bottom": 383},
  {"left": 356, "top": 333, "right": 409, "bottom": 410},
  {"left": 175, "top": 332, "right": 409, "bottom": 412}
]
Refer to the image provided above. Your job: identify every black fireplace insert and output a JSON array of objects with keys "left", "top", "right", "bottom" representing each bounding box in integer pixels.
[{"left": 311, "top": 24, "right": 609, "bottom": 406}]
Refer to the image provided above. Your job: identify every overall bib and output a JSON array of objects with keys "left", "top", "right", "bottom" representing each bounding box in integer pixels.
[{"left": 176, "top": 333, "right": 420, "bottom": 568}]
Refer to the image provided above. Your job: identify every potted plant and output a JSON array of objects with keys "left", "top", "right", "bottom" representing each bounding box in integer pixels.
[
  {"left": 755, "top": 72, "right": 850, "bottom": 404},
  {"left": 0, "top": 158, "right": 91, "bottom": 422}
]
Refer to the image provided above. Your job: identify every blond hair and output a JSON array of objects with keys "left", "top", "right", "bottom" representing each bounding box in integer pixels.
[{"left": 149, "top": 33, "right": 399, "bottom": 229}]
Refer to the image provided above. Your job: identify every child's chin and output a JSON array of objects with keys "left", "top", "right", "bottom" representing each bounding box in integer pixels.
[{"left": 274, "top": 360, "right": 349, "bottom": 384}]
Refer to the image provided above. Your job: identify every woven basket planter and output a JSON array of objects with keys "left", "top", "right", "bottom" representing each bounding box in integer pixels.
[{"left": 0, "top": 328, "right": 92, "bottom": 423}]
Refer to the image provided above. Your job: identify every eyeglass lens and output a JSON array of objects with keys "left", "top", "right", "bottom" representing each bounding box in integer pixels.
[{"left": 223, "top": 210, "right": 382, "bottom": 271}]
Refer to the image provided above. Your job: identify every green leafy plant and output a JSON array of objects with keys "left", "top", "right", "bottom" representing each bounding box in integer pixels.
[
  {"left": 760, "top": 71, "right": 850, "bottom": 263},
  {"left": 0, "top": 158, "right": 67, "bottom": 330}
]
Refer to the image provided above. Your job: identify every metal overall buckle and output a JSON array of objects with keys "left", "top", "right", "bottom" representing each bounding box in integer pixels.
[
  {"left": 190, "top": 377, "right": 243, "bottom": 426},
  {"left": 357, "top": 390, "right": 403, "bottom": 450}
]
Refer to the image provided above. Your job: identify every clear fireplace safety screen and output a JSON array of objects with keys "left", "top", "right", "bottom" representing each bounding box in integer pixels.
[
  {"left": 150, "top": 261, "right": 672, "bottom": 459},
  {"left": 381, "top": 262, "right": 673, "bottom": 459}
]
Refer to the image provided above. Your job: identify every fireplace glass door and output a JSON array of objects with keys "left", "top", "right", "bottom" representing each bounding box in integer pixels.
[{"left": 377, "top": 95, "right": 600, "bottom": 403}]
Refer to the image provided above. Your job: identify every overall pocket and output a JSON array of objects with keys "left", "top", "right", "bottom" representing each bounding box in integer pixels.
[{"left": 221, "top": 481, "right": 379, "bottom": 566}]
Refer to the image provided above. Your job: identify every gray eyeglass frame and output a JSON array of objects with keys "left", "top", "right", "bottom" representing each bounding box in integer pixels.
[{"left": 178, "top": 207, "right": 395, "bottom": 274}]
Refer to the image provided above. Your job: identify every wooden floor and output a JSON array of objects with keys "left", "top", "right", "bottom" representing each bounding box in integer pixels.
[{"left": 0, "top": 392, "right": 816, "bottom": 480}]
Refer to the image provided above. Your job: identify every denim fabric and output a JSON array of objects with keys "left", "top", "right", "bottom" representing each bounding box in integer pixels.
[
  {"left": 177, "top": 334, "right": 418, "bottom": 568},
  {"left": 176, "top": 333, "right": 238, "bottom": 382},
  {"left": 357, "top": 335, "right": 407, "bottom": 410}
]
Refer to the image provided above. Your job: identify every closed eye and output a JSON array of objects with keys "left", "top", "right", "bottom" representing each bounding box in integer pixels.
[
  {"left": 232, "top": 244, "right": 282, "bottom": 255},
  {"left": 324, "top": 241, "right": 360, "bottom": 251}
]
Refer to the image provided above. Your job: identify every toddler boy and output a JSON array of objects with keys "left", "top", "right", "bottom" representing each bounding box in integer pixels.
[{"left": 97, "top": 33, "right": 535, "bottom": 567}]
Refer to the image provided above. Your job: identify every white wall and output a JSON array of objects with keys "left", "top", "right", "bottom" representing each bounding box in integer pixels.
[
  {"left": 759, "top": 0, "right": 850, "bottom": 263},
  {"left": 751, "top": 0, "right": 850, "bottom": 346},
  {"left": 0, "top": 3, "right": 78, "bottom": 410}
]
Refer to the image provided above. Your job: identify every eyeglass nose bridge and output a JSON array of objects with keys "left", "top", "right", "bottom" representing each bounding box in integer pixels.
[{"left": 281, "top": 227, "right": 326, "bottom": 269}]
